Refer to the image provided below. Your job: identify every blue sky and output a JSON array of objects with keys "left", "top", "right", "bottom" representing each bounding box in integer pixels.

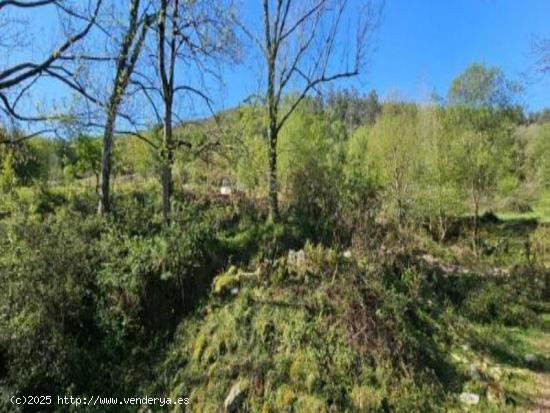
[
  {"left": 221, "top": 0, "right": 549, "bottom": 112},
  {"left": 2, "top": 0, "right": 549, "bottom": 124}
]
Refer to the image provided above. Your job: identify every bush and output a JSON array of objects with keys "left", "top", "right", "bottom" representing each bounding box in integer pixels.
[
  {"left": 0, "top": 195, "right": 221, "bottom": 403},
  {"left": 0, "top": 212, "right": 105, "bottom": 398},
  {"left": 462, "top": 278, "right": 539, "bottom": 327}
]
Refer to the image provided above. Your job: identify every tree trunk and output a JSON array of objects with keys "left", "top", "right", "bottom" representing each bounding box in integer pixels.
[
  {"left": 472, "top": 185, "right": 479, "bottom": 254},
  {"left": 97, "top": 106, "right": 117, "bottom": 214},
  {"left": 266, "top": 37, "right": 279, "bottom": 221},
  {"left": 161, "top": 110, "right": 173, "bottom": 228},
  {"left": 161, "top": 162, "right": 172, "bottom": 227},
  {"left": 96, "top": 0, "right": 150, "bottom": 215},
  {"left": 267, "top": 121, "right": 279, "bottom": 221}
]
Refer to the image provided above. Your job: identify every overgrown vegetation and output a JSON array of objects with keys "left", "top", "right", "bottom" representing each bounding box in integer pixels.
[{"left": 0, "top": 21, "right": 549, "bottom": 411}]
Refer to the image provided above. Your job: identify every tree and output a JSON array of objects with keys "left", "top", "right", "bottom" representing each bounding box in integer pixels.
[
  {"left": 448, "top": 62, "right": 522, "bottom": 109},
  {"left": 0, "top": 127, "right": 45, "bottom": 186},
  {"left": 134, "top": 0, "right": 235, "bottom": 227},
  {"left": 325, "top": 88, "right": 381, "bottom": 131},
  {"left": 364, "top": 89, "right": 382, "bottom": 126},
  {"left": 74, "top": 135, "right": 102, "bottom": 192},
  {"left": 0, "top": 147, "right": 17, "bottom": 192},
  {"left": 519, "top": 122, "right": 550, "bottom": 191},
  {"left": 97, "top": 0, "right": 155, "bottom": 214},
  {"left": 0, "top": 0, "right": 103, "bottom": 141},
  {"left": 416, "top": 105, "right": 464, "bottom": 241},
  {"left": 237, "top": 0, "right": 383, "bottom": 220},
  {"left": 448, "top": 64, "right": 523, "bottom": 249},
  {"left": 365, "top": 103, "right": 421, "bottom": 226},
  {"left": 531, "top": 36, "right": 549, "bottom": 75}
]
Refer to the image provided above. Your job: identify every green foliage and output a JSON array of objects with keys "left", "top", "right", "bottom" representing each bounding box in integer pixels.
[
  {"left": 161, "top": 245, "right": 462, "bottom": 412},
  {"left": 0, "top": 149, "right": 17, "bottom": 192},
  {"left": 448, "top": 62, "right": 522, "bottom": 109},
  {"left": 461, "top": 271, "right": 542, "bottom": 327},
  {"left": 0, "top": 211, "right": 105, "bottom": 396},
  {"left": 115, "top": 134, "right": 157, "bottom": 177},
  {"left": 325, "top": 87, "right": 381, "bottom": 129},
  {"left": 1, "top": 64, "right": 548, "bottom": 413},
  {"left": 519, "top": 123, "right": 550, "bottom": 190},
  {"left": 278, "top": 108, "right": 345, "bottom": 239},
  {"left": 0, "top": 140, "right": 48, "bottom": 188},
  {"left": 0, "top": 194, "right": 221, "bottom": 402},
  {"left": 72, "top": 135, "right": 102, "bottom": 184},
  {"left": 357, "top": 103, "right": 422, "bottom": 224}
]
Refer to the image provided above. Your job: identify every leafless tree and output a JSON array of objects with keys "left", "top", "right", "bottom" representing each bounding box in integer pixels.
[
  {"left": 132, "top": 0, "right": 236, "bottom": 227},
  {"left": 237, "top": 0, "right": 383, "bottom": 219},
  {"left": 97, "top": 0, "right": 155, "bottom": 214},
  {"left": 532, "top": 36, "right": 549, "bottom": 75},
  {"left": 0, "top": 0, "right": 103, "bottom": 142}
]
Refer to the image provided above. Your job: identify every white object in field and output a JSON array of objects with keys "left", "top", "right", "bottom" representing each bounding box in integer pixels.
[
  {"left": 459, "top": 393, "right": 479, "bottom": 405},
  {"left": 220, "top": 179, "right": 232, "bottom": 196}
]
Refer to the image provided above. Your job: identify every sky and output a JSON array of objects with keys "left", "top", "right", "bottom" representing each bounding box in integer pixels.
[
  {"left": 220, "top": 0, "right": 550, "bottom": 113},
  {"left": 366, "top": 0, "right": 549, "bottom": 111},
  {"left": 2, "top": 0, "right": 549, "bottom": 126}
]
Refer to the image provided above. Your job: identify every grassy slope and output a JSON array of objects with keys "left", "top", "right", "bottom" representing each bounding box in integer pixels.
[
  {"left": 154, "top": 216, "right": 548, "bottom": 412},
  {"left": 453, "top": 314, "right": 550, "bottom": 412}
]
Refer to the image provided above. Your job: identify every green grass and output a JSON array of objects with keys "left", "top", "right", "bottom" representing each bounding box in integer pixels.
[
  {"left": 497, "top": 190, "right": 550, "bottom": 223},
  {"left": 453, "top": 313, "right": 550, "bottom": 412}
]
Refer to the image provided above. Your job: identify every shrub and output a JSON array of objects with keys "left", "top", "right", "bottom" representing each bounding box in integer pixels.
[
  {"left": 0, "top": 212, "right": 105, "bottom": 397},
  {"left": 462, "top": 279, "right": 539, "bottom": 327}
]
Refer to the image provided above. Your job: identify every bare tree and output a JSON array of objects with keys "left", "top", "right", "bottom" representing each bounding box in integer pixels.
[
  {"left": 0, "top": 0, "right": 103, "bottom": 141},
  {"left": 97, "top": 0, "right": 155, "bottom": 214},
  {"left": 532, "top": 36, "right": 549, "bottom": 75},
  {"left": 133, "top": 0, "right": 235, "bottom": 227},
  {"left": 237, "top": 0, "right": 382, "bottom": 219}
]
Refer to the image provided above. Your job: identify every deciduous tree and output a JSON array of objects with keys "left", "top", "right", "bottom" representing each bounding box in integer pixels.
[{"left": 237, "top": 0, "right": 383, "bottom": 220}]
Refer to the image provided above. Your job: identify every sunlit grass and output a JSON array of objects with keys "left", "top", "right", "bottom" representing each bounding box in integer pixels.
[{"left": 496, "top": 191, "right": 550, "bottom": 224}]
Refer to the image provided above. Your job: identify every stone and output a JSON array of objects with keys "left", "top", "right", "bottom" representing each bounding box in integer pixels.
[
  {"left": 220, "top": 185, "right": 232, "bottom": 196},
  {"left": 459, "top": 392, "right": 480, "bottom": 406},
  {"left": 224, "top": 381, "right": 246, "bottom": 413},
  {"left": 220, "top": 179, "right": 232, "bottom": 196}
]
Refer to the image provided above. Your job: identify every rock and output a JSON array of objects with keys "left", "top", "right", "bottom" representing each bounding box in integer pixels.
[
  {"left": 220, "top": 185, "right": 232, "bottom": 196},
  {"left": 459, "top": 392, "right": 480, "bottom": 406},
  {"left": 468, "top": 364, "right": 482, "bottom": 381},
  {"left": 524, "top": 353, "right": 537, "bottom": 364},
  {"left": 220, "top": 179, "right": 232, "bottom": 196},
  {"left": 224, "top": 381, "right": 246, "bottom": 413}
]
